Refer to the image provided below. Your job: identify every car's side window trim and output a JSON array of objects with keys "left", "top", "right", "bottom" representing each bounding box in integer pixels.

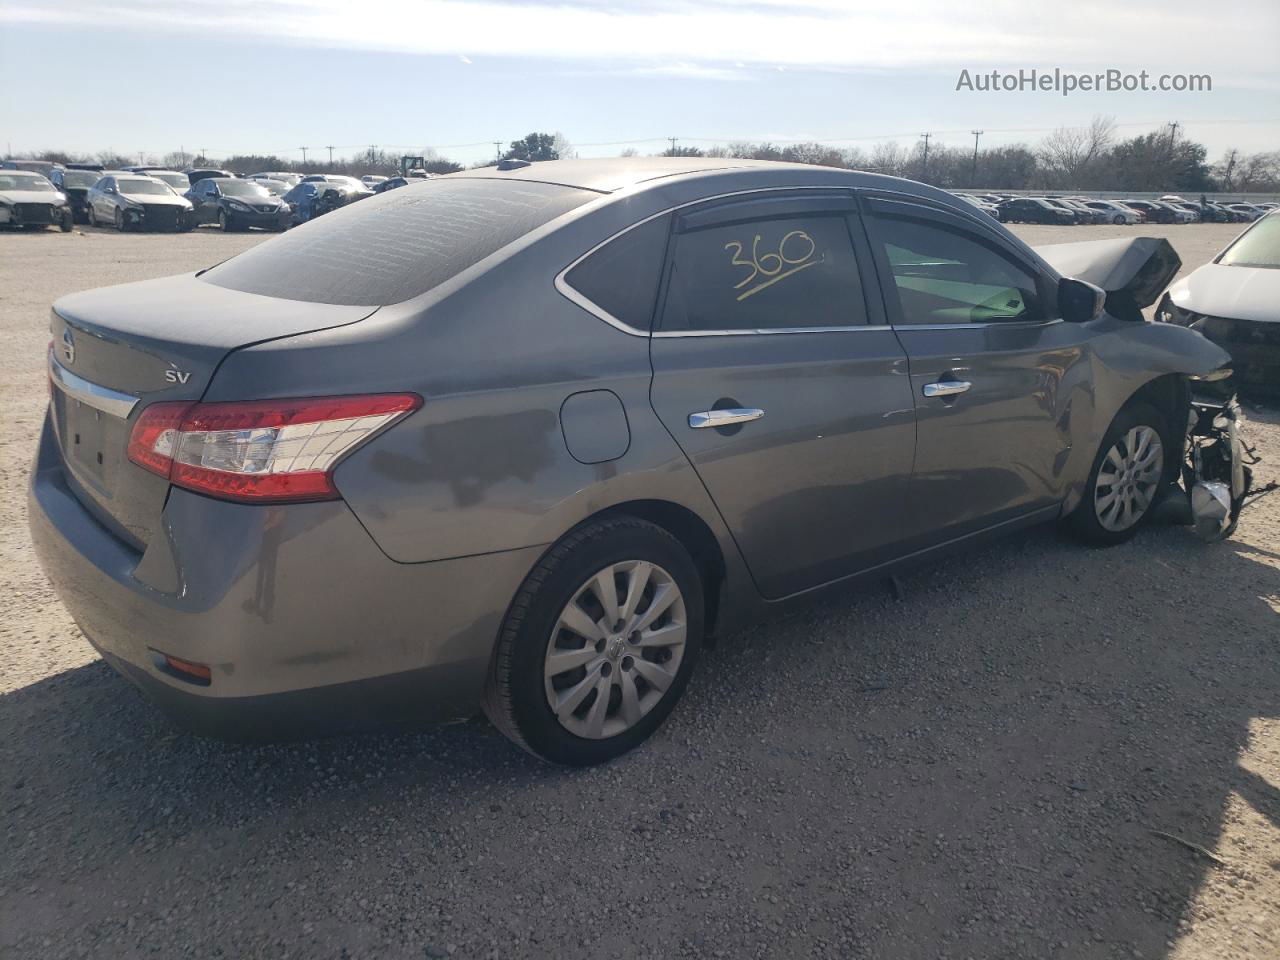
[
  {"left": 557, "top": 186, "right": 890, "bottom": 338},
  {"left": 861, "top": 199, "right": 1059, "bottom": 328}
]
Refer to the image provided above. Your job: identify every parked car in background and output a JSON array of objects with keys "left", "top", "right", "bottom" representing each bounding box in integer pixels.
[
  {"left": 64, "top": 162, "right": 104, "bottom": 173},
  {"left": 1164, "top": 201, "right": 1205, "bottom": 222},
  {"left": 87, "top": 174, "right": 193, "bottom": 231},
  {"left": 952, "top": 193, "right": 1002, "bottom": 220},
  {"left": 1224, "top": 203, "right": 1266, "bottom": 221},
  {"left": 372, "top": 176, "right": 410, "bottom": 194},
  {"left": 1157, "top": 210, "right": 1280, "bottom": 393},
  {"left": 186, "top": 168, "right": 236, "bottom": 186},
  {"left": 280, "top": 180, "right": 363, "bottom": 224},
  {"left": 28, "top": 158, "right": 1231, "bottom": 763},
  {"left": 998, "top": 196, "right": 1076, "bottom": 224},
  {"left": 0, "top": 159, "right": 64, "bottom": 178},
  {"left": 1062, "top": 199, "right": 1109, "bottom": 224},
  {"left": 361, "top": 175, "right": 388, "bottom": 188},
  {"left": 1079, "top": 200, "right": 1141, "bottom": 224},
  {"left": 185, "top": 177, "right": 290, "bottom": 232},
  {"left": 248, "top": 171, "right": 301, "bottom": 186},
  {"left": 49, "top": 167, "right": 102, "bottom": 223},
  {"left": 0, "top": 170, "right": 73, "bottom": 231},
  {"left": 1121, "top": 200, "right": 1189, "bottom": 224},
  {"left": 142, "top": 171, "right": 193, "bottom": 193},
  {"left": 1039, "top": 197, "right": 1090, "bottom": 224}
]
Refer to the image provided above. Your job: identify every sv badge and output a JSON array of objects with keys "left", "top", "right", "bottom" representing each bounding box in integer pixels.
[{"left": 165, "top": 369, "right": 192, "bottom": 385}]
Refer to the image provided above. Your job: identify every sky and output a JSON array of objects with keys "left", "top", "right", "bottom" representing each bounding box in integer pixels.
[{"left": 1, "top": 0, "right": 1276, "bottom": 167}]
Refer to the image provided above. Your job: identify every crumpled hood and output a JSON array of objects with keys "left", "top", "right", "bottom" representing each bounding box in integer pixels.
[
  {"left": 1167, "top": 262, "right": 1280, "bottom": 324},
  {"left": 1034, "top": 236, "right": 1182, "bottom": 310},
  {"left": 0, "top": 189, "right": 67, "bottom": 205}
]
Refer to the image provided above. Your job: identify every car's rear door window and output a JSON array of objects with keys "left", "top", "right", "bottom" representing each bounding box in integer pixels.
[
  {"left": 201, "top": 178, "right": 596, "bottom": 306},
  {"left": 657, "top": 197, "right": 870, "bottom": 332}
]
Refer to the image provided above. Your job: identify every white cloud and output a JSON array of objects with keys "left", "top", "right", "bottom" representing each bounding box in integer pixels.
[{"left": 2, "top": 0, "right": 1276, "bottom": 88}]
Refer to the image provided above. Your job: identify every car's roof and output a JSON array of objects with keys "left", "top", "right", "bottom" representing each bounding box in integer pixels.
[{"left": 448, "top": 156, "right": 869, "bottom": 194}]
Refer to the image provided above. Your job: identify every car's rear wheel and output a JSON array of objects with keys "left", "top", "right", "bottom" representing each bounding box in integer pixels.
[
  {"left": 218, "top": 209, "right": 231, "bottom": 231},
  {"left": 1113, "top": 214, "right": 1126, "bottom": 225},
  {"left": 59, "top": 209, "right": 73, "bottom": 232},
  {"left": 113, "top": 208, "right": 125, "bottom": 232},
  {"left": 1069, "top": 402, "right": 1172, "bottom": 546},
  {"left": 484, "top": 517, "right": 704, "bottom": 766}
]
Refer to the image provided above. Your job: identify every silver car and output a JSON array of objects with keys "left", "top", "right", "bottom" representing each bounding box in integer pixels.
[
  {"left": 29, "top": 159, "right": 1229, "bottom": 764},
  {"left": 86, "top": 174, "right": 194, "bottom": 232}
]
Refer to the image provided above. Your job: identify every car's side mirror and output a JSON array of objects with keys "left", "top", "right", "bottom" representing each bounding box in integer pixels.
[{"left": 1059, "top": 277, "right": 1106, "bottom": 323}]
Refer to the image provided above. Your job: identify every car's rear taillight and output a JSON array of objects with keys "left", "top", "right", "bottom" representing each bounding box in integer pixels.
[{"left": 127, "top": 394, "right": 421, "bottom": 503}]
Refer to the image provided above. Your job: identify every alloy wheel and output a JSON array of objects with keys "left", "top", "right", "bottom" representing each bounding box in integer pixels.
[
  {"left": 543, "top": 560, "right": 687, "bottom": 740},
  {"left": 1094, "top": 425, "right": 1163, "bottom": 532}
]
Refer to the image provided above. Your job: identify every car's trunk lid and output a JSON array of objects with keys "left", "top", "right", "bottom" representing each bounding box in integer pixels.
[{"left": 49, "top": 273, "right": 376, "bottom": 548}]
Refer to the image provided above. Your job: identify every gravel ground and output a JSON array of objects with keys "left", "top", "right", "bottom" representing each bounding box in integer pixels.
[{"left": 1, "top": 223, "right": 1278, "bottom": 960}]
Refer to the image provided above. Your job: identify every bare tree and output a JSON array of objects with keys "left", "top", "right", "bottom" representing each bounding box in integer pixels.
[{"left": 1039, "top": 115, "right": 1116, "bottom": 188}]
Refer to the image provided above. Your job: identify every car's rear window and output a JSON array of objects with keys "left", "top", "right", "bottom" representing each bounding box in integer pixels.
[{"left": 200, "top": 179, "right": 594, "bottom": 306}]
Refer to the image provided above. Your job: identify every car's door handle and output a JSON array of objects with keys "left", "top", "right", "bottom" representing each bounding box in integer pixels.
[
  {"left": 922, "top": 380, "right": 972, "bottom": 398},
  {"left": 688, "top": 408, "right": 765, "bottom": 429}
]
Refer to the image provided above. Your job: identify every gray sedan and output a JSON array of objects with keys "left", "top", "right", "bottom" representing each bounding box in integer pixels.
[{"left": 29, "top": 159, "right": 1229, "bottom": 765}]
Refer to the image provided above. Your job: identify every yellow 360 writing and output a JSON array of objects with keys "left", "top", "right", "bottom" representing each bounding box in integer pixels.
[{"left": 723, "top": 230, "right": 821, "bottom": 302}]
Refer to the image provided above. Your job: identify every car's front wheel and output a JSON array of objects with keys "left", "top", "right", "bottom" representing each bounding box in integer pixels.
[
  {"left": 484, "top": 517, "right": 704, "bottom": 765},
  {"left": 217, "top": 209, "right": 231, "bottom": 231},
  {"left": 1069, "top": 402, "right": 1172, "bottom": 546},
  {"left": 113, "top": 208, "right": 125, "bottom": 232}
]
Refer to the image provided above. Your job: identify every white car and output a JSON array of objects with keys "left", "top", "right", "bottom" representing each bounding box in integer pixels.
[
  {"left": 1156, "top": 210, "right": 1280, "bottom": 392},
  {"left": 1080, "top": 200, "right": 1141, "bottom": 225},
  {"left": 0, "top": 170, "right": 73, "bottom": 231}
]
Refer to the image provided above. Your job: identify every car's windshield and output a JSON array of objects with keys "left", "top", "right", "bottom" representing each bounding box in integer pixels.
[
  {"left": 117, "top": 178, "right": 170, "bottom": 195},
  {"left": 149, "top": 172, "right": 188, "bottom": 189},
  {"left": 1220, "top": 215, "right": 1280, "bottom": 268},
  {"left": 0, "top": 173, "right": 54, "bottom": 192},
  {"left": 218, "top": 180, "right": 270, "bottom": 198},
  {"left": 62, "top": 171, "right": 99, "bottom": 189}
]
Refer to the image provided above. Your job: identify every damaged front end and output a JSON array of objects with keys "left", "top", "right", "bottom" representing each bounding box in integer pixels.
[{"left": 1183, "top": 391, "right": 1274, "bottom": 541}]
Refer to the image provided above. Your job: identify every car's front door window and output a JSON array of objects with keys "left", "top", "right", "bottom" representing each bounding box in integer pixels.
[{"left": 870, "top": 215, "right": 1043, "bottom": 326}]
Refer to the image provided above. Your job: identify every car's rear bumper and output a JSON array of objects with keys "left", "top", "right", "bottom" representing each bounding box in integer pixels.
[{"left": 28, "top": 413, "right": 543, "bottom": 740}]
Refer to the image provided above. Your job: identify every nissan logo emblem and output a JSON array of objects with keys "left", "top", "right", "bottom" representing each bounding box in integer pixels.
[{"left": 61, "top": 329, "right": 75, "bottom": 365}]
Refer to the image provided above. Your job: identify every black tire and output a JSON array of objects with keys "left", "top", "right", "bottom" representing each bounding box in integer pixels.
[
  {"left": 113, "top": 208, "right": 125, "bottom": 232},
  {"left": 1113, "top": 214, "right": 1125, "bottom": 225},
  {"left": 87, "top": 204, "right": 97, "bottom": 228},
  {"left": 59, "top": 210, "right": 73, "bottom": 232},
  {"left": 1068, "top": 401, "right": 1173, "bottom": 546},
  {"left": 218, "top": 208, "right": 233, "bottom": 232},
  {"left": 483, "top": 516, "right": 704, "bottom": 766}
]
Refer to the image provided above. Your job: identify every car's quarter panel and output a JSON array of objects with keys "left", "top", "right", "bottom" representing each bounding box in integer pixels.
[{"left": 29, "top": 414, "right": 541, "bottom": 734}]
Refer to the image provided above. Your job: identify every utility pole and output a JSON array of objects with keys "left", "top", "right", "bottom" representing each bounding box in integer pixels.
[
  {"left": 326, "top": 145, "right": 335, "bottom": 165},
  {"left": 668, "top": 136, "right": 678, "bottom": 155},
  {"left": 1167, "top": 121, "right": 1180, "bottom": 146},
  {"left": 920, "top": 132, "right": 932, "bottom": 179},
  {"left": 493, "top": 141, "right": 503, "bottom": 161},
  {"left": 300, "top": 146, "right": 309, "bottom": 164},
  {"left": 970, "top": 130, "right": 984, "bottom": 185}
]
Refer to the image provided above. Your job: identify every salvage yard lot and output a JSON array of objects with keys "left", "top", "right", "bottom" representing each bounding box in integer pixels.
[{"left": 1, "top": 223, "right": 1278, "bottom": 959}]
